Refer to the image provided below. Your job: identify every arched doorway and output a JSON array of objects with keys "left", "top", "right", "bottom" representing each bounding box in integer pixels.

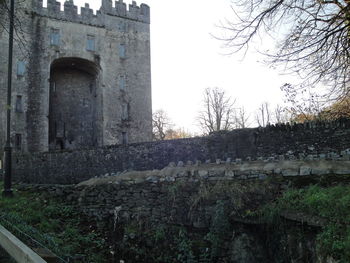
[{"left": 49, "top": 57, "right": 99, "bottom": 150}]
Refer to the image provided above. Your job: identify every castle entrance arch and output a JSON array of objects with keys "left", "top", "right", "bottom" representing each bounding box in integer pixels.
[{"left": 49, "top": 57, "right": 99, "bottom": 150}]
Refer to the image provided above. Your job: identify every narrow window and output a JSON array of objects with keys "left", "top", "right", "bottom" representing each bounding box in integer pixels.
[
  {"left": 86, "top": 35, "right": 95, "bottom": 51},
  {"left": 50, "top": 81, "right": 56, "bottom": 93},
  {"left": 119, "top": 76, "right": 126, "bottom": 90},
  {"left": 122, "top": 132, "right": 128, "bottom": 145},
  {"left": 119, "top": 44, "right": 126, "bottom": 58},
  {"left": 122, "top": 103, "right": 129, "bottom": 120},
  {"left": 15, "top": 95, "right": 23, "bottom": 113},
  {"left": 16, "top": 61, "right": 25, "bottom": 77},
  {"left": 15, "top": 134, "right": 22, "bottom": 150},
  {"left": 50, "top": 28, "right": 60, "bottom": 46},
  {"left": 118, "top": 22, "right": 128, "bottom": 33},
  {"left": 82, "top": 98, "right": 89, "bottom": 107}
]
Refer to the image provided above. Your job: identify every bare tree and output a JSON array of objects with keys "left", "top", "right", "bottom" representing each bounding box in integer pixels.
[
  {"left": 165, "top": 127, "right": 193, "bottom": 140},
  {"left": 152, "top": 109, "right": 173, "bottom": 141},
  {"left": 197, "top": 87, "right": 236, "bottom": 134},
  {"left": 273, "top": 104, "right": 291, "bottom": 124},
  {"left": 221, "top": 0, "right": 350, "bottom": 100},
  {"left": 255, "top": 102, "right": 271, "bottom": 127},
  {"left": 235, "top": 106, "right": 250, "bottom": 128},
  {"left": 281, "top": 83, "right": 326, "bottom": 122},
  {"left": 319, "top": 96, "right": 350, "bottom": 120}
]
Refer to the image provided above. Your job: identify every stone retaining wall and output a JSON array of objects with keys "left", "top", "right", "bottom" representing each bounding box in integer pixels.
[
  {"left": 25, "top": 160, "right": 350, "bottom": 224},
  {"left": 22, "top": 161, "right": 346, "bottom": 263}
]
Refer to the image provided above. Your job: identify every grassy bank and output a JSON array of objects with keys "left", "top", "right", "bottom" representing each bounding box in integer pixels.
[
  {"left": 261, "top": 184, "right": 350, "bottom": 263},
  {"left": 0, "top": 182, "right": 110, "bottom": 262}
]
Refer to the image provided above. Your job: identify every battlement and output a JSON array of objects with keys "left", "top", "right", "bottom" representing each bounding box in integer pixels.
[{"left": 32, "top": 0, "right": 150, "bottom": 26}]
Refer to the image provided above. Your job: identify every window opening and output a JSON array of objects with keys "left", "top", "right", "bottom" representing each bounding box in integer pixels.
[
  {"left": 50, "top": 28, "right": 60, "bottom": 46},
  {"left": 119, "top": 44, "right": 126, "bottom": 58},
  {"left": 15, "top": 134, "right": 22, "bottom": 150},
  {"left": 15, "top": 95, "right": 23, "bottom": 113},
  {"left": 86, "top": 35, "right": 95, "bottom": 51}
]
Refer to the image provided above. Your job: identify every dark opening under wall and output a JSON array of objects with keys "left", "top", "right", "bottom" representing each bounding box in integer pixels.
[{"left": 49, "top": 57, "right": 99, "bottom": 151}]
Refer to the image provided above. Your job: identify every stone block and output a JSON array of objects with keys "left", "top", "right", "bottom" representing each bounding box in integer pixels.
[
  {"left": 195, "top": 160, "right": 202, "bottom": 166},
  {"left": 258, "top": 174, "right": 267, "bottom": 180},
  {"left": 225, "top": 170, "right": 234, "bottom": 177},
  {"left": 282, "top": 169, "right": 299, "bottom": 177},
  {"left": 319, "top": 153, "right": 326, "bottom": 160},
  {"left": 198, "top": 170, "right": 208, "bottom": 178},
  {"left": 177, "top": 161, "right": 184, "bottom": 167},
  {"left": 168, "top": 162, "right": 176, "bottom": 167},
  {"left": 299, "top": 166, "right": 311, "bottom": 176},
  {"left": 186, "top": 161, "right": 193, "bottom": 166},
  {"left": 311, "top": 169, "right": 330, "bottom": 175}
]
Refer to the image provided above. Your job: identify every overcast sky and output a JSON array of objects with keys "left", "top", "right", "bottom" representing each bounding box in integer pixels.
[{"left": 50, "top": 0, "right": 298, "bottom": 133}]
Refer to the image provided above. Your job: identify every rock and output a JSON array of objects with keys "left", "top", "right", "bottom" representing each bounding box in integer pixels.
[
  {"left": 299, "top": 166, "right": 311, "bottom": 176},
  {"left": 177, "top": 161, "right": 184, "bottom": 167},
  {"left": 311, "top": 168, "right": 330, "bottom": 175},
  {"left": 225, "top": 170, "right": 234, "bottom": 177},
  {"left": 282, "top": 169, "right": 299, "bottom": 177},
  {"left": 198, "top": 170, "right": 208, "bottom": 178},
  {"left": 258, "top": 174, "right": 267, "bottom": 180}
]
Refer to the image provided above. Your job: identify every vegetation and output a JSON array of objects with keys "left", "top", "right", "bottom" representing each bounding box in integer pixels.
[
  {"left": 1, "top": 181, "right": 349, "bottom": 262},
  {"left": 223, "top": 0, "right": 350, "bottom": 100},
  {"left": 0, "top": 182, "right": 110, "bottom": 262},
  {"left": 118, "top": 222, "right": 199, "bottom": 263},
  {"left": 197, "top": 87, "right": 237, "bottom": 134},
  {"left": 152, "top": 109, "right": 193, "bottom": 140},
  {"left": 260, "top": 185, "right": 350, "bottom": 263}
]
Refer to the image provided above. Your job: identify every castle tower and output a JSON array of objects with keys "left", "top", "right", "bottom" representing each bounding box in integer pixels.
[{"left": 0, "top": 0, "right": 152, "bottom": 153}]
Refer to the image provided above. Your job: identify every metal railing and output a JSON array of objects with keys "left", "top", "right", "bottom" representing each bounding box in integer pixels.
[{"left": 0, "top": 224, "right": 47, "bottom": 263}]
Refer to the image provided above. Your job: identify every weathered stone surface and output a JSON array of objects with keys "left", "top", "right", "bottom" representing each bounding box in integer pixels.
[
  {"left": 0, "top": 0, "right": 152, "bottom": 153},
  {"left": 300, "top": 166, "right": 311, "bottom": 176},
  {"left": 282, "top": 169, "right": 299, "bottom": 177},
  {"left": 8, "top": 119, "right": 350, "bottom": 184},
  {"left": 17, "top": 164, "right": 345, "bottom": 263}
]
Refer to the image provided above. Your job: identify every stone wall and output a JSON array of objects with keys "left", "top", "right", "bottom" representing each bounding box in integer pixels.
[
  {"left": 46, "top": 159, "right": 350, "bottom": 223},
  {"left": 12, "top": 119, "right": 350, "bottom": 184},
  {"left": 21, "top": 162, "right": 348, "bottom": 262}
]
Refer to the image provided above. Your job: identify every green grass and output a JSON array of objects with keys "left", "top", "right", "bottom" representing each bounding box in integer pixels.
[
  {"left": 261, "top": 185, "right": 350, "bottom": 262},
  {"left": 0, "top": 182, "right": 110, "bottom": 262}
]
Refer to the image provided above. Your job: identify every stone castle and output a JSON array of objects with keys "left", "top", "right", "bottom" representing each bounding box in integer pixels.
[{"left": 0, "top": 0, "right": 152, "bottom": 154}]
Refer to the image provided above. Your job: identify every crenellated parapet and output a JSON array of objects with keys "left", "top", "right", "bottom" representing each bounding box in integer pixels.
[
  {"left": 32, "top": 0, "right": 150, "bottom": 27},
  {"left": 100, "top": 0, "right": 150, "bottom": 24}
]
